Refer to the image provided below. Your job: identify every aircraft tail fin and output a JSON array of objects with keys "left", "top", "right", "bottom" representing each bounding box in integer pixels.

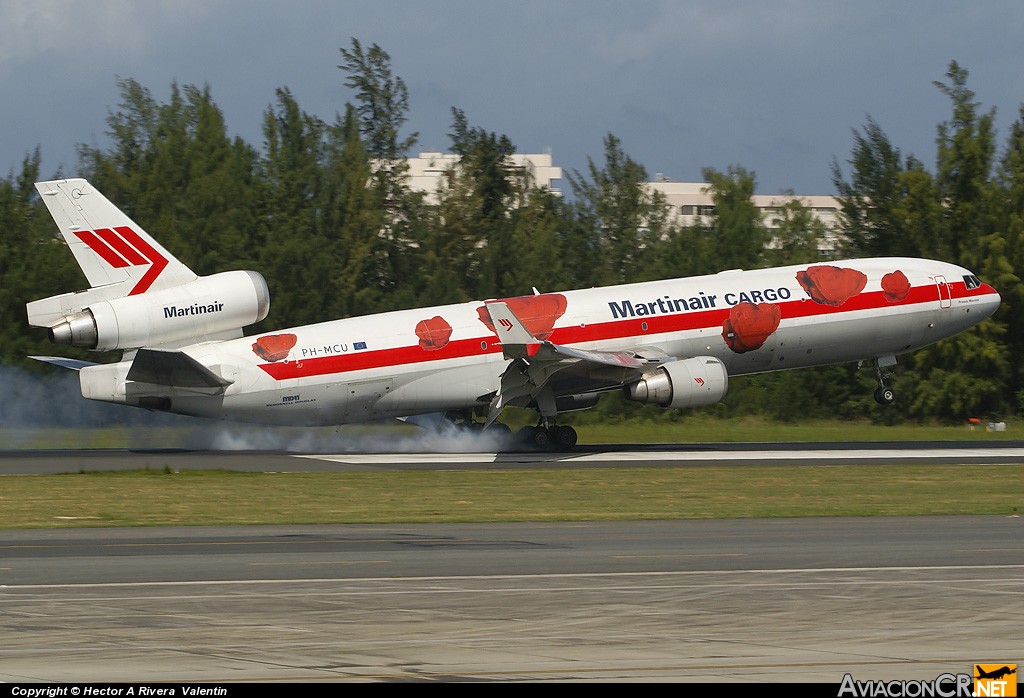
[
  {"left": 28, "top": 180, "right": 270, "bottom": 351},
  {"left": 35, "top": 179, "right": 196, "bottom": 294}
]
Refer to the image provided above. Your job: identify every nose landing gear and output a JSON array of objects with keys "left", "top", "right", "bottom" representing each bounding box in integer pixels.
[{"left": 873, "top": 356, "right": 896, "bottom": 405}]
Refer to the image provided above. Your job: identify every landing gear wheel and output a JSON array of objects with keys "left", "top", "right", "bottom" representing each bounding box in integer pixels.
[
  {"left": 551, "top": 425, "right": 578, "bottom": 450},
  {"left": 530, "top": 427, "right": 551, "bottom": 449},
  {"left": 516, "top": 426, "right": 541, "bottom": 449},
  {"left": 873, "top": 386, "right": 895, "bottom": 405},
  {"left": 517, "top": 424, "right": 577, "bottom": 451}
]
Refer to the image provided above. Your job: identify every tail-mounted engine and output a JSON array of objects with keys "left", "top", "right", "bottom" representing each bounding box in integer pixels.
[
  {"left": 625, "top": 356, "right": 728, "bottom": 409},
  {"left": 28, "top": 270, "right": 270, "bottom": 351}
]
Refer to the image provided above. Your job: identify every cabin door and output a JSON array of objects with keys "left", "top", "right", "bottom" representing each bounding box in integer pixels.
[{"left": 934, "top": 275, "right": 952, "bottom": 309}]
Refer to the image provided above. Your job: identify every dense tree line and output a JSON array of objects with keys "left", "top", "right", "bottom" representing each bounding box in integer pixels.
[{"left": 1, "top": 45, "right": 1020, "bottom": 423}]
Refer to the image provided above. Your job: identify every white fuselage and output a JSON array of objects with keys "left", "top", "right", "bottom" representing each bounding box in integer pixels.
[{"left": 78, "top": 257, "right": 1000, "bottom": 425}]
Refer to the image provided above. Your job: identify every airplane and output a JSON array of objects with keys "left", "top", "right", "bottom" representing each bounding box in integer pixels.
[
  {"left": 976, "top": 666, "right": 1017, "bottom": 681},
  {"left": 26, "top": 178, "right": 1001, "bottom": 450}
]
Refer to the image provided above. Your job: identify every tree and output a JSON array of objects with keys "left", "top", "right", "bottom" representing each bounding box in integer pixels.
[
  {"left": 506, "top": 189, "right": 567, "bottom": 295},
  {"left": 992, "top": 107, "right": 1024, "bottom": 410},
  {"left": 762, "top": 197, "right": 826, "bottom": 266},
  {"left": 933, "top": 60, "right": 997, "bottom": 267},
  {"left": 439, "top": 108, "right": 522, "bottom": 297},
  {"left": 80, "top": 80, "right": 259, "bottom": 278},
  {"left": 337, "top": 38, "right": 426, "bottom": 311},
  {"left": 827, "top": 63, "right": 1016, "bottom": 420},
  {"left": 428, "top": 170, "right": 488, "bottom": 303},
  {"left": 338, "top": 38, "right": 417, "bottom": 204},
  {"left": 255, "top": 88, "right": 332, "bottom": 326},
  {"left": 179, "top": 85, "right": 259, "bottom": 274},
  {"left": 831, "top": 117, "right": 914, "bottom": 257},
  {"left": 892, "top": 62, "right": 1009, "bottom": 419},
  {"left": 701, "top": 165, "right": 767, "bottom": 270},
  {"left": 889, "top": 159, "right": 943, "bottom": 259},
  {"left": 0, "top": 152, "right": 88, "bottom": 366},
  {"left": 568, "top": 134, "right": 669, "bottom": 285},
  {"left": 78, "top": 77, "right": 158, "bottom": 209},
  {"left": 326, "top": 104, "right": 410, "bottom": 316}
]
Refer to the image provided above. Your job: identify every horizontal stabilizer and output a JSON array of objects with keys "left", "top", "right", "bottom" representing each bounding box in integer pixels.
[
  {"left": 127, "top": 349, "right": 232, "bottom": 389},
  {"left": 29, "top": 356, "right": 99, "bottom": 371}
]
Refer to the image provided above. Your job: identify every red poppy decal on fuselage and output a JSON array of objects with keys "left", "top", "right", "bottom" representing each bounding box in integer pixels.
[
  {"left": 252, "top": 333, "right": 298, "bottom": 362},
  {"left": 796, "top": 265, "right": 868, "bottom": 307},
  {"left": 881, "top": 270, "right": 911, "bottom": 303},
  {"left": 415, "top": 316, "right": 453, "bottom": 351},
  {"left": 722, "top": 302, "right": 782, "bottom": 353},
  {"left": 478, "top": 293, "right": 568, "bottom": 340}
]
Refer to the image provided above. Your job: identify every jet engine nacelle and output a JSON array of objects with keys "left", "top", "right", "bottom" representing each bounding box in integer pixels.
[
  {"left": 44, "top": 270, "right": 270, "bottom": 351},
  {"left": 625, "top": 356, "right": 728, "bottom": 409}
]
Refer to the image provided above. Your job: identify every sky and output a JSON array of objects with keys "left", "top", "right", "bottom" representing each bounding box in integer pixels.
[{"left": 2, "top": 0, "right": 1023, "bottom": 196}]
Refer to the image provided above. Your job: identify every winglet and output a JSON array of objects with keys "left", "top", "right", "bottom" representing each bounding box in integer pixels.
[{"left": 484, "top": 301, "right": 542, "bottom": 359}]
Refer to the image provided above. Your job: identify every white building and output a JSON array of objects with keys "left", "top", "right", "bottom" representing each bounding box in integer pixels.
[
  {"left": 398, "top": 151, "right": 563, "bottom": 205},
  {"left": 648, "top": 179, "right": 844, "bottom": 257},
  {"left": 392, "top": 152, "right": 843, "bottom": 256}
]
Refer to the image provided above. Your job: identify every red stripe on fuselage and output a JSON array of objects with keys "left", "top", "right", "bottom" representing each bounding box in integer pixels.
[
  {"left": 256, "top": 283, "right": 967, "bottom": 381},
  {"left": 260, "top": 337, "right": 500, "bottom": 380}
]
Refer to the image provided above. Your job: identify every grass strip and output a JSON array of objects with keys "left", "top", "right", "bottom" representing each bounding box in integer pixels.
[{"left": 1, "top": 464, "right": 1021, "bottom": 529}]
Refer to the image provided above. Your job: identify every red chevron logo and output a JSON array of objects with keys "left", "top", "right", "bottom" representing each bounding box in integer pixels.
[
  {"left": 498, "top": 318, "right": 514, "bottom": 332},
  {"left": 694, "top": 377, "right": 705, "bottom": 387},
  {"left": 73, "top": 226, "right": 168, "bottom": 295}
]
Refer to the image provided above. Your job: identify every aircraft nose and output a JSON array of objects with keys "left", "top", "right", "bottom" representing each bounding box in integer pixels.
[{"left": 980, "top": 283, "right": 1001, "bottom": 319}]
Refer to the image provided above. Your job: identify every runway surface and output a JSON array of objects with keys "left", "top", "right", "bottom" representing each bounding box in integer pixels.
[
  {"left": 1, "top": 443, "right": 1022, "bottom": 683},
  {"left": 2, "top": 440, "right": 1024, "bottom": 473},
  {"left": 2, "top": 518, "right": 1022, "bottom": 683}
]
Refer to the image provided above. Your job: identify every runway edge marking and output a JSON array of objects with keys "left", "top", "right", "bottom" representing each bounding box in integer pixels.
[
  {"left": 293, "top": 447, "right": 1024, "bottom": 465},
  {"left": 5, "top": 563, "right": 1024, "bottom": 590}
]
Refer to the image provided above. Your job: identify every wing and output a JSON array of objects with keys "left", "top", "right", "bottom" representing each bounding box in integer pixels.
[{"left": 482, "top": 301, "right": 671, "bottom": 424}]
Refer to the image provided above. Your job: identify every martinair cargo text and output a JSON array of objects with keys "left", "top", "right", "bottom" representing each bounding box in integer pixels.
[{"left": 27, "top": 179, "right": 1001, "bottom": 449}]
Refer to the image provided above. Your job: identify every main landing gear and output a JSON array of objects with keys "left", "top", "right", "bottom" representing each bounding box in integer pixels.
[
  {"left": 516, "top": 422, "right": 578, "bottom": 451},
  {"left": 454, "top": 419, "right": 577, "bottom": 451},
  {"left": 443, "top": 411, "right": 577, "bottom": 451}
]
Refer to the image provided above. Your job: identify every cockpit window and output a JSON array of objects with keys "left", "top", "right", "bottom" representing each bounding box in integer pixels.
[{"left": 963, "top": 275, "right": 982, "bottom": 290}]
